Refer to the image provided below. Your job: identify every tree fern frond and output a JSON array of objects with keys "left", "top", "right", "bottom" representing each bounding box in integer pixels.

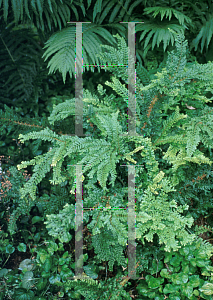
[
  {"left": 97, "top": 0, "right": 116, "bottom": 24},
  {"left": 93, "top": 0, "right": 102, "bottom": 22},
  {"left": 136, "top": 21, "right": 184, "bottom": 51},
  {"left": 86, "top": 0, "right": 92, "bottom": 9},
  {"left": 0, "top": 0, "right": 84, "bottom": 30},
  {"left": 30, "top": 0, "right": 37, "bottom": 14},
  {"left": 11, "top": 0, "right": 20, "bottom": 23},
  {"left": 36, "top": 0, "right": 44, "bottom": 21},
  {"left": 70, "top": 2, "right": 79, "bottom": 20},
  {"left": 24, "top": 0, "right": 30, "bottom": 18},
  {"left": 144, "top": 6, "right": 192, "bottom": 26},
  {"left": 108, "top": 2, "right": 123, "bottom": 23},
  {"left": 191, "top": 14, "right": 213, "bottom": 53},
  {"left": 47, "top": 0, "right": 53, "bottom": 13},
  {"left": 122, "top": 0, "right": 140, "bottom": 16},
  {"left": 42, "top": 24, "right": 116, "bottom": 83},
  {"left": 0, "top": 25, "right": 43, "bottom": 105},
  {"left": 3, "top": 0, "right": 9, "bottom": 21},
  {"left": 107, "top": 0, "right": 139, "bottom": 24}
]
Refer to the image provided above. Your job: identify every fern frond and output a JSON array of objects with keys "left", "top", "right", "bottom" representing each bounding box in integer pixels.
[
  {"left": 42, "top": 24, "right": 116, "bottom": 83},
  {"left": 191, "top": 14, "right": 213, "bottom": 53},
  {"left": 0, "top": 25, "right": 43, "bottom": 105},
  {"left": 0, "top": 0, "right": 84, "bottom": 30},
  {"left": 136, "top": 21, "right": 184, "bottom": 51},
  {"left": 144, "top": 6, "right": 192, "bottom": 26}
]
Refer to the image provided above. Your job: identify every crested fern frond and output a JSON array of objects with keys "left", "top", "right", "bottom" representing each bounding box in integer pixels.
[
  {"left": 153, "top": 106, "right": 187, "bottom": 145},
  {"left": 47, "top": 88, "right": 116, "bottom": 126},
  {"left": 182, "top": 107, "right": 213, "bottom": 156}
]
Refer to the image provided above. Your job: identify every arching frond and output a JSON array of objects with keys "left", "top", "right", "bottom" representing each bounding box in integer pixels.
[
  {"left": 0, "top": 0, "right": 83, "bottom": 31},
  {"left": 42, "top": 23, "right": 117, "bottom": 83},
  {"left": 191, "top": 14, "right": 213, "bottom": 53},
  {"left": 92, "top": 0, "right": 144, "bottom": 24},
  {"left": 0, "top": 22, "right": 43, "bottom": 106},
  {"left": 143, "top": 6, "right": 192, "bottom": 26},
  {"left": 136, "top": 21, "right": 185, "bottom": 51}
]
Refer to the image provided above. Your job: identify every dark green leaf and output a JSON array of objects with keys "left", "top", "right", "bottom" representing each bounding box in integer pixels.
[{"left": 17, "top": 243, "right": 27, "bottom": 252}]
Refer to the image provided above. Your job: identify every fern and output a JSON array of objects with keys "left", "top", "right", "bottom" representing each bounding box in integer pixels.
[
  {"left": 0, "top": 0, "right": 84, "bottom": 31},
  {"left": 42, "top": 23, "right": 117, "bottom": 83},
  {"left": 191, "top": 13, "right": 213, "bottom": 53},
  {"left": 4, "top": 32, "right": 213, "bottom": 286},
  {"left": 143, "top": 6, "right": 192, "bottom": 26},
  {"left": 0, "top": 23, "right": 43, "bottom": 105},
  {"left": 136, "top": 20, "right": 185, "bottom": 51}
]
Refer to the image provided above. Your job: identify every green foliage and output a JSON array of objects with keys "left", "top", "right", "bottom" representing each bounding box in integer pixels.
[
  {"left": 2, "top": 13, "right": 213, "bottom": 298},
  {"left": 0, "top": 0, "right": 85, "bottom": 31},
  {"left": 42, "top": 23, "right": 117, "bottom": 83},
  {"left": 136, "top": 238, "right": 213, "bottom": 300},
  {"left": 0, "top": 21, "right": 43, "bottom": 106},
  {"left": 191, "top": 13, "right": 213, "bottom": 53},
  {"left": 143, "top": 6, "right": 192, "bottom": 25}
]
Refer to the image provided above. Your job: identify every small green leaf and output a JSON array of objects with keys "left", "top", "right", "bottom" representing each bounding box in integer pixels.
[
  {"left": 83, "top": 264, "right": 98, "bottom": 279},
  {"left": 22, "top": 271, "right": 34, "bottom": 289},
  {"left": 170, "top": 255, "right": 181, "bottom": 267},
  {"left": 195, "top": 250, "right": 207, "bottom": 260},
  {"left": 17, "top": 243, "right": 27, "bottom": 252},
  {"left": 189, "top": 275, "right": 200, "bottom": 287},
  {"left": 199, "top": 282, "right": 213, "bottom": 295},
  {"left": 171, "top": 273, "right": 188, "bottom": 285},
  {"left": 38, "top": 249, "right": 50, "bottom": 264},
  {"left": 145, "top": 275, "right": 164, "bottom": 289},
  {"left": 32, "top": 216, "right": 44, "bottom": 224},
  {"left": 189, "top": 258, "right": 197, "bottom": 267},
  {"left": 193, "top": 289, "right": 199, "bottom": 296},
  {"left": 201, "top": 271, "right": 210, "bottom": 276},
  {"left": 34, "top": 232, "right": 41, "bottom": 242},
  {"left": 49, "top": 274, "right": 61, "bottom": 284},
  {"left": 37, "top": 278, "right": 47, "bottom": 291},
  {"left": 182, "top": 265, "right": 189, "bottom": 274},
  {"left": 181, "top": 284, "right": 193, "bottom": 298},
  {"left": 19, "top": 259, "right": 35, "bottom": 271},
  {"left": 160, "top": 268, "right": 171, "bottom": 278},
  {"left": 59, "top": 257, "right": 66, "bottom": 265},
  {"left": 163, "top": 284, "right": 180, "bottom": 294},
  {"left": 47, "top": 241, "right": 58, "bottom": 255},
  {"left": 62, "top": 251, "right": 69, "bottom": 259},
  {"left": 6, "top": 244, "right": 15, "bottom": 254},
  {"left": 196, "top": 259, "right": 207, "bottom": 267},
  {"left": 43, "top": 257, "right": 52, "bottom": 272},
  {"left": 14, "top": 288, "right": 35, "bottom": 300},
  {"left": 0, "top": 269, "right": 8, "bottom": 277}
]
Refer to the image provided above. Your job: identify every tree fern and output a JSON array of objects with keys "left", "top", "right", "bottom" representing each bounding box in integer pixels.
[
  {"left": 191, "top": 13, "right": 213, "bottom": 53},
  {"left": 136, "top": 20, "right": 185, "bottom": 51},
  {"left": 143, "top": 6, "right": 192, "bottom": 26},
  {"left": 42, "top": 23, "right": 117, "bottom": 83},
  {"left": 92, "top": 0, "right": 144, "bottom": 24},
  {"left": 0, "top": 22, "right": 43, "bottom": 106},
  {"left": 0, "top": 0, "right": 85, "bottom": 31}
]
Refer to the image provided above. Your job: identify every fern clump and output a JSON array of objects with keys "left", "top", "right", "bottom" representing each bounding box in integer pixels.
[{"left": 4, "top": 32, "right": 213, "bottom": 299}]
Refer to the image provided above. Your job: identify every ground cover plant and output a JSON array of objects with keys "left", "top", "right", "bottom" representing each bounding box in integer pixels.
[{"left": 1, "top": 31, "right": 213, "bottom": 300}]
